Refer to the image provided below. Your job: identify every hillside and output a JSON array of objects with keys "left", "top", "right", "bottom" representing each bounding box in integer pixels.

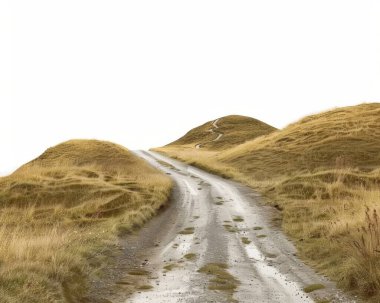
[
  {"left": 167, "top": 115, "right": 276, "bottom": 150},
  {"left": 220, "top": 103, "right": 380, "bottom": 178},
  {"left": 155, "top": 103, "right": 380, "bottom": 301},
  {"left": 0, "top": 140, "right": 172, "bottom": 303}
]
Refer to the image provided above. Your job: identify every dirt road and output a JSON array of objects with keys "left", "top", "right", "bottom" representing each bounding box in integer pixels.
[{"left": 126, "top": 151, "right": 355, "bottom": 303}]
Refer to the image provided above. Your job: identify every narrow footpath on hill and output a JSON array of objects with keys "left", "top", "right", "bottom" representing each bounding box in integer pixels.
[
  {"left": 195, "top": 118, "right": 224, "bottom": 149},
  {"left": 119, "top": 151, "right": 356, "bottom": 303}
]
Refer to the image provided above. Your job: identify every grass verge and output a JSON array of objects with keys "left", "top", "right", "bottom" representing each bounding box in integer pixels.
[{"left": 0, "top": 140, "right": 172, "bottom": 302}]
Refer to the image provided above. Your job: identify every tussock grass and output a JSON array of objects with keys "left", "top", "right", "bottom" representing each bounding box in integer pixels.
[
  {"left": 163, "top": 264, "right": 178, "bottom": 271},
  {"left": 198, "top": 263, "right": 239, "bottom": 298},
  {"left": 128, "top": 269, "right": 150, "bottom": 276},
  {"left": 156, "top": 103, "right": 380, "bottom": 301},
  {"left": 0, "top": 140, "right": 172, "bottom": 302},
  {"left": 137, "top": 285, "right": 153, "bottom": 290},
  {"left": 303, "top": 284, "right": 326, "bottom": 293},
  {"left": 256, "top": 234, "right": 267, "bottom": 239},
  {"left": 223, "top": 224, "right": 239, "bottom": 233},
  {"left": 241, "top": 237, "right": 251, "bottom": 245},
  {"left": 233, "top": 216, "right": 244, "bottom": 222},
  {"left": 183, "top": 253, "right": 197, "bottom": 261},
  {"left": 179, "top": 227, "right": 195, "bottom": 235}
]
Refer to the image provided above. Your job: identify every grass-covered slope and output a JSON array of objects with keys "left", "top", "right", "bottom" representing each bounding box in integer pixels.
[
  {"left": 156, "top": 103, "right": 380, "bottom": 301},
  {"left": 0, "top": 140, "right": 172, "bottom": 303},
  {"left": 220, "top": 103, "right": 380, "bottom": 178},
  {"left": 167, "top": 115, "right": 276, "bottom": 150}
]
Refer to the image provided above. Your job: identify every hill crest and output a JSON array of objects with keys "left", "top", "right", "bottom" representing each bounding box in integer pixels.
[{"left": 167, "top": 114, "right": 276, "bottom": 150}]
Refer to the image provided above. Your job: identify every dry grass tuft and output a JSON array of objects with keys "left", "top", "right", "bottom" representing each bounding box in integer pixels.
[
  {"left": 179, "top": 227, "right": 195, "bottom": 235},
  {"left": 183, "top": 253, "right": 197, "bottom": 261},
  {"left": 198, "top": 263, "right": 239, "bottom": 299}
]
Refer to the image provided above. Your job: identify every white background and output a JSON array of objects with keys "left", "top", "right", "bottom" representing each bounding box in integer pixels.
[{"left": 1, "top": 0, "right": 380, "bottom": 175}]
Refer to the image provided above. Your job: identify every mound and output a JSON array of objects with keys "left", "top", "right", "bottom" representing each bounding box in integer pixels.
[
  {"left": 167, "top": 115, "right": 276, "bottom": 150},
  {"left": 0, "top": 140, "right": 172, "bottom": 302},
  {"left": 2, "top": 140, "right": 171, "bottom": 211}
]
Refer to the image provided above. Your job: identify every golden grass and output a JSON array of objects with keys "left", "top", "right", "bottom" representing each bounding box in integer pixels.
[
  {"left": 220, "top": 103, "right": 380, "bottom": 178},
  {"left": 166, "top": 115, "right": 276, "bottom": 150},
  {"left": 155, "top": 103, "right": 380, "bottom": 301},
  {"left": 0, "top": 140, "right": 172, "bottom": 303}
]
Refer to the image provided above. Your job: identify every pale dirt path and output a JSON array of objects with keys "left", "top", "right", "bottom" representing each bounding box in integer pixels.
[
  {"left": 195, "top": 118, "right": 223, "bottom": 149},
  {"left": 125, "top": 151, "right": 357, "bottom": 303}
]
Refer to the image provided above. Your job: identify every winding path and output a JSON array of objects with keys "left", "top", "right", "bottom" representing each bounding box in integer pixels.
[
  {"left": 195, "top": 118, "right": 224, "bottom": 149},
  {"left": 126, "top": 151, "right": 355, "bottom": 303}
]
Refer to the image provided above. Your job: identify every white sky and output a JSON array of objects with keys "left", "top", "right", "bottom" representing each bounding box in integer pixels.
[{"left": 1, "top": 0, "right": 380, "bottom": 175}]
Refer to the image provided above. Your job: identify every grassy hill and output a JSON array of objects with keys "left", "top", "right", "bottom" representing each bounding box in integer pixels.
[
  {"left": 0, "top": 140, "right": 172, "bottom": 303},
  {"left": 220, "top": 103, "right": 380, "bottom": 178},
  {"left": 155, "top": 103, "right": 380, "bottom": 301},
  {"left": 167, "top": 115, "right": 276, "bottom": 150}
]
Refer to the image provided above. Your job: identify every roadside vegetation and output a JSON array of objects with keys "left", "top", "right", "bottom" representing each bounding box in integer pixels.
[
  {"left": 155, "top": 103, "right": 380, "bottom": 301},
  {"left": 198, "top": 263, "right": 239, "bottom": 301},
  {"left": 0, "top": 140, "right": 172, "bottom": 303}
]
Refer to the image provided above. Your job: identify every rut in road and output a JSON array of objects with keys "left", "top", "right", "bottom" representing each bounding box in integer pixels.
[{"left": 127, "top": 151, "right": 355, "bottom": 303}]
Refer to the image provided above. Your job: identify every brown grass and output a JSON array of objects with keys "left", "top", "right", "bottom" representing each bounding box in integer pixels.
[
  {"left": 0, "top": 140, "right": 172, "bottom": 303},
  {"left": 166, "top": 115, "right": 276, "bottom": 150},
  {"left": 155, "top": 103, "right": 380, "bottom": 301}
]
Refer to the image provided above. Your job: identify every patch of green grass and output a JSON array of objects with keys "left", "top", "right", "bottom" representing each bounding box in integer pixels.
[
  {"left": 198, "top": 263, "right": 239, "bottom": 296},
  {"left": 215, "top": 202, "right": 223, "bottom": 205},
  {"left": 223, "top": 224, "right": 239, "bottom": 233},
  {"left": 256, "top": 234, "right": 267, "bottom": 238},
  {"left": 303, "top": 284, "right": 325, "bottom": 293},
  {"left": 179, "top": 227, "right": 195, "bottom": 235},
  {"left": 241, "top": 237, "right": 251, "bottom": 245},
  {"left": 253, "top": 226, "right": 263, "bottom": 230},
  {"left": 128, "top": 269, "right": 150, "bottom": 276},
  {"left": 163, "top": 264, "right": 178, "bottom": 271},
  {"left": 138, "top": 285, "right": 153, "bottom": 290},
  {"left": 233, "top": 216, "right": 244, "bottom": 222},
  {"left": 184, "top": 253, "right": 197, "bottom": 261},
  {"left": 193, "top": 216, "right": 200, "bottom": 219}
]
